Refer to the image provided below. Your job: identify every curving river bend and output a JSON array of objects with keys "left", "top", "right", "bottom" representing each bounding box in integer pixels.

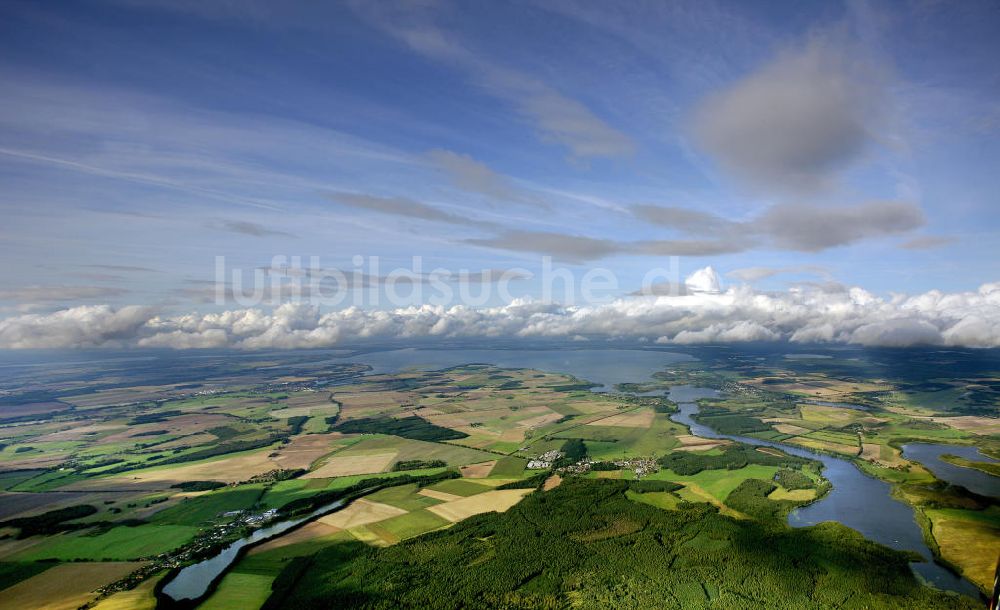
[{"left": 666, "top": 385, "right": 985, "bottom": 598}]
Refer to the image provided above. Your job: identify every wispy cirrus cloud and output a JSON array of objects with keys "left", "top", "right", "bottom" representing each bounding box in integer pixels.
[
  {"left": 212, "top": 219, "right": 294, "bottom": 238},
  {"left": 82, "top": 264, "right": 162, "bottom": 273},
  {"left": 326, "top": 191, "right": 495, "bottom": 229},
  {"left": 425, "top": 149, "right": 521, "bottom": 201},
  {"left": 353, "top": 5, "right": 635, "bottom": 159},
  {"left": 898, "top": 235, "right": 958, "bottom": 250},
  {"left": 0, "top": 285, "right": 130, "bottom": 302}
]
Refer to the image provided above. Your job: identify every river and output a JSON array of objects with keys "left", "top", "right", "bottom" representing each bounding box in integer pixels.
[
  {"left": 161, "top": 498, "right": 345, "bottom": 602},
  {"left": 667, "top": 385, "right": 983, "bottom": 598}
]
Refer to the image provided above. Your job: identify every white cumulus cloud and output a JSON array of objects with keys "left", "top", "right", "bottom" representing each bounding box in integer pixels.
[{"left": 1, "top": 282, "right": 999, "bottom": 350}]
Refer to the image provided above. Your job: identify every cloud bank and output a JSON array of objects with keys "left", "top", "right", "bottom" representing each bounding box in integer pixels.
[{"left": 2, "top": 276, "right": 998, "bottom": 349}]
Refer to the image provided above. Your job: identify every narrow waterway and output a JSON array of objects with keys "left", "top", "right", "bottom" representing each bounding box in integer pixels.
[
  {"left": 667, "top": 385, "right": 983, "bottom": 598},
  {"left": 901, "top": 443, "right": 1000, "bottom": 498},
  {"left": 161, "top": 498, "right": 345, "bottom": 603}
]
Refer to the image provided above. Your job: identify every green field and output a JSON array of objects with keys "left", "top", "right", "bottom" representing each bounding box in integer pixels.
[
  {"left": 151, "top": 486, "right": 265, "bottom": 525},
  {"left": 423, "top": 478, "right": 494, "bottom": 497},
  {"left": 487, "top": 456, "right": 526, "bottom": 477},
  {"left": 12, "top": 524, "right": 197, "bottom": 561},
  {"left": 649, "top": 464, "right": 782, "bottom": 503},
  {"left": 625, "top": 489, "right": 682, "bottom": 511},
  {"left": 199, "top": 572, "right": 275, "bottom": 610},
  {"left": 365, "top": 484, "right": 444, "bottom": 511},
  {"left": 367, "top": 508, "right": 452, "bottom": 543}
]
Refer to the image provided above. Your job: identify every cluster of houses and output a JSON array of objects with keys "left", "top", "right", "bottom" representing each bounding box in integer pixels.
[
  {"left": 558, "top": 457, "right": 660, "bottom": 478},
  {"left": 612, "top": 457, "right": 659, "bottom": 478},
  {"left": 222, "top": 507, "right": 279, "bottom": 527},
  {"left": 527, "top": 449, "right": 661, "bottom": 480},
  {"left": 721, "top": 381, "right": 760, "bottom": 397},
  {"left": 526, "top": 449, "right": 564, "bottom": 469}
]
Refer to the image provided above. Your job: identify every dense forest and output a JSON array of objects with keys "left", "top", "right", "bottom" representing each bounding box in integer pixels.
[
  {"left": 334, "top": 416, "right": 468, "bottom": 441},
  {"left": 262, "top": 478, "right": 976, "bottom": 609}
]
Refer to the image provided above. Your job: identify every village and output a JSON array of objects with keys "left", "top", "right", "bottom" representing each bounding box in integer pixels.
[{"left": 527, "top": 450, "right": 660, "bottom": 479}]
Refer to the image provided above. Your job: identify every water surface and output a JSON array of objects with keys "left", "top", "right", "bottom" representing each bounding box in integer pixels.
[
  {"left": 667, "top": 385, "right": 981, "bottom": 598},
  {"left": 902, "top": 443, "right": 1000, "bottom": 498},
  {"left": 162, "top": 499, "right": 344, "bottom": 602}
]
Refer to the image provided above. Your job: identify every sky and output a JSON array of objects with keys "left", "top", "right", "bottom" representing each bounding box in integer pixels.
[{"left": 0, "top": 0, "right": 998, "bottom": 349}]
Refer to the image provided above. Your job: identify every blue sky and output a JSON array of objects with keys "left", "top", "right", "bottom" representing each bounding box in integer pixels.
[{"left": 0, "top": 0, "right": 998, "bottom": 318}]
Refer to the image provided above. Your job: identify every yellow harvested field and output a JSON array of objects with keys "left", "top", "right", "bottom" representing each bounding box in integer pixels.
[
  {"left": 75, "top": 450, "right": 280, "bottom": 489},
  {"left": 786, "top": 436, "right": 859, "bottom": 456},
  {"left": 930, "top": 416, "right": 1000, "bottom": 435},
  {"left": 460, "top": 460, "right": 497, "bottom": 478},
  {"left": 345, "top": 525, "right": 388, "bottom": 546},
  {"left": 269, "top": 432, "right": 346, "bottom": 470},
  {"left": 800, "top": 404, "right": 864, "bottom": 423},
  {"left": 768, "top": 487, "right": 816, "bottom": 501},
  {"left": 318, "top": 499, "right": 408, "bottom": 529},
  {"left": 250, "top": 521, "right": 343, "bottom": 555},
  {"left": 543, "top": 474, "right": 562, "bottom": 491},
  {"left": 268, "top": 405, "right": 336, "bottom": 419},
  {"left": 747, "top": 376, "right": 886, "bottom": 398},
  {"left": 152, "top": 433, "right": 218, "bottom": 451},
  {"left": 0, "top": 562, "right": 144, "bottom": 610},
  {"left": 36, "top": 424, "right": 120, "bottom": 443},
  {"left": 588, "top": 409, "right": 654, "bottom": 428},
  {"left": 427, "top": 489, "right": 532, "bottom": 522},
  {"left": 860, "top": 443, "right": 882, "bottom": 461},
  {"left": 418, "top": 488, "right": 464, "bottom": 502},
  {"left": 0, "top": 536, "right": 50, "bottom": 561},
  {"left": 564, "top": 399, "right": 620, "bottom": 415},
  {"left": 928, "top": 510, "right": 1000, "bottom": 592},
  {"left": 515, "top": 411, "right": 566, "bottom": 429},
  {"left": 0, "top": 453, "right": 69, "bottom": 470},
  {"left": 333, "top": 391, "right": 415, "bottom": 419},
  {"left": 303, "top": 452, "right": 396, "bottom": 478},
  {"left": 773, "top": 423, "right": 811, "bottom": 435},
  {"left": 675, "top": 435, "right": 730, "bottom": 451},
  {"left": 92, "top": 571, "right": 163, "bottom": 610},
  {"left": 101, "top": 414, "right": 232, "bottom": 444}
]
